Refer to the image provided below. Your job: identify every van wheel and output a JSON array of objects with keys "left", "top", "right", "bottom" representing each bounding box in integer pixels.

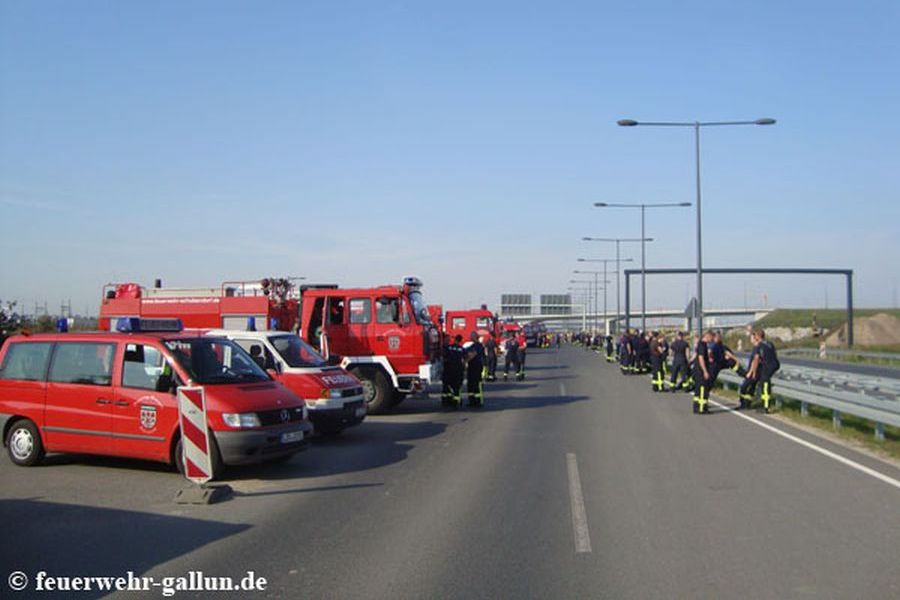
[
  {"left": 174, "top": 433, "right": 224, "bottom": 480},
  {"left": 6, "top": 419, "right": 44, "bottom": 466},
  {"left": 353, "top": 368, "right": 392, "bottom": 415}
]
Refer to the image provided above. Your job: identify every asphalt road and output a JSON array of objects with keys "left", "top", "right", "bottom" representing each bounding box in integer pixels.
[{"left": 2, "top": 346, "right": 900, "bottom": 599}]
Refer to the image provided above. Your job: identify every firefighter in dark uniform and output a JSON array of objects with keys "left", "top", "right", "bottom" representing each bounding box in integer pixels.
[
  {"left": 739, "top": 331, "right": 761, "bottom": 410},
  {"left": 441, "top": 334, "right": 465, "bottom": 408},
  {"left": 605, "top": 335, "right": 614, "bottom": 362},
  {"left": 754, "top": 329, "right": 780, "bottom": 413},
  {"left": 658, "top": 334, "right": 670, "bottom": 380},
  {"left": 465, "top": 331, "right": 485, "bottom": 407},
  {"left": 668, "top": 331, "right": 690, "bottom": 392},
  {"left": 649, "top": 332, "right": 665, "bottom": 392},
  {"left": 503, "top": 331, "right": 519, "bottom": 380},
  {"left": 484, "top": 332, "right": 498, "bottom": 382},
  {"left": 692, "top": 331, "right": 714, "bottom": 414}
]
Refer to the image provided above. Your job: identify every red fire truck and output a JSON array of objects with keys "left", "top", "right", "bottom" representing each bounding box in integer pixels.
[
  {"left": 444, "top": 307, "right": 500, "bottom": 342},
  {"left": 297, "top": 277, "right": 441, "bottom": 413},
  {"left": 99, "top": 278, "right": 301, "bottom": 332}
]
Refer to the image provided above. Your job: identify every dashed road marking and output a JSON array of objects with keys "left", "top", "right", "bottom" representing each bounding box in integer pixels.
[{"left": 566, "top": 453, "right": 592, "bottom": 553}]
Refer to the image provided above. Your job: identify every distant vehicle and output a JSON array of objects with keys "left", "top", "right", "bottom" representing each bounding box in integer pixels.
[
  {"left": 0, "top": 318, "right": 311, "bottom": 477},
  {"left": 444, "top": 307, "right": 500, "bottom": 344},
  {"left": 206, "top": 330, "right": 366, "bottom": 436}
]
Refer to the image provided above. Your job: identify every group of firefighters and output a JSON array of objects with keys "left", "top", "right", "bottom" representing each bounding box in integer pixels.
[
  {"left": 574, "top": 326, "right": 780, "bottom": 415},
  {"left": 440, "top": 329, "right": 530, "bottom": 409}
]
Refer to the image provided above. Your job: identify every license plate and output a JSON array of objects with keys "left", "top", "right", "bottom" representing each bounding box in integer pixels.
[
  {"left": 281, "top": 431, "right": 303, "bottom": 444},
  {"left": 354, "top": 407, "right": 366, "bottom": 417}
]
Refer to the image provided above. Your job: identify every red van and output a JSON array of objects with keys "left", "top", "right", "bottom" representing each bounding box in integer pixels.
[{"left": 0, "top": 320, "right": 312, "bottom": 477}]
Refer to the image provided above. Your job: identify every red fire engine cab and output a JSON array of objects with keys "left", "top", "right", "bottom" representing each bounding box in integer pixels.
[
  {"left": 298, "top": 277, "right": 441, "bottom": 414},
  {"left": 444, "top": 307, "right": 500, "bottom": 343}
]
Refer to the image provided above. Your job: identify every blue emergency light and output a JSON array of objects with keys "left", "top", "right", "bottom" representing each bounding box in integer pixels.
[
  {"left": 56, "top": 318, "right": 69, "bottom": 333},
  {"left": 115, "top": 317, "right": 183, "bottom": 333},
  {"left": 247, "top": 316, "right": 257, "bottom": 331},
  {"left": 269, "top": 317, "right": 279, "bottom": 330}
]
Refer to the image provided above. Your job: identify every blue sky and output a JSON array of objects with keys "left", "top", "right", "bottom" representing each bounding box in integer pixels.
[{"left": 1, "top": 0, "right": 898, "bottom": 316}]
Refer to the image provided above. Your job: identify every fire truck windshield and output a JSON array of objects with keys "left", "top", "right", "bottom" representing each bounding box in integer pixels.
[
  {"left": 408, "top": 290, "right": 431, "bottom": 325},
  {"left": 164, "top": 338, "right": 270, "bottom": 384},
  {"left": 268, "top": 334, "right": 327, "bottom": 368}
]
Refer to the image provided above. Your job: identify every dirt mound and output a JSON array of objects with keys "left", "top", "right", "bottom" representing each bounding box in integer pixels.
[{"left": 826, "top": 313, "right": 900, "bottom": 347}]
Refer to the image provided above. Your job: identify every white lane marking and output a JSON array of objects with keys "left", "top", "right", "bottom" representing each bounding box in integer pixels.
[
  {"left": 560, "top": 382, "right": 567, "bottom": 397},
  {"left": 566, "top": 453, "right": 592, "bottom": 553},
  {"left": 709, "top": 399, "right": 900, "bottom": 492}
]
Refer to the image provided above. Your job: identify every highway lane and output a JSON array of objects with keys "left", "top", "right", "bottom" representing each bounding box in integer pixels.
[{"left": 2, "top": 346, "right": 899, "bottom": 599}]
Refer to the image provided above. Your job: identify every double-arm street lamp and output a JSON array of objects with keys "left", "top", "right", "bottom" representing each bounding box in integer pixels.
[
  {"left": 582, "top": 237, "right": 651, "bottom": 334},
  {"left": 617, "top": 117, "right": 776, "bottom": 337},
  {"left": 594, "top": 202, "right": 690, "bottom": 332},
  {"left": 577, "top": 257, "right": 633, "bottom": 336}
]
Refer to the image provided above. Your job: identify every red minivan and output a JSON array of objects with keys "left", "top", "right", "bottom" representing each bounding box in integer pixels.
[{"left": 0, "top": 322, "right": 312, "bottom": 478}]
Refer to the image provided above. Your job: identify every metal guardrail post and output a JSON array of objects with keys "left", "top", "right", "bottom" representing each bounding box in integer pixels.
[
  {"left": 801, "top": 401, "right": 809, "bottom": 417},
  {"left": 875, "top": 422, "right": 885, "bottom": 442},
  {"left": 833, "top": 410, "right": 841, "bottom": 430}
]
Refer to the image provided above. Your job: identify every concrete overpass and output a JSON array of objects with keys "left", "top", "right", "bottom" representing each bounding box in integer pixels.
[{"left": 504, "top": 306, "right": 774, "bottom": 333}]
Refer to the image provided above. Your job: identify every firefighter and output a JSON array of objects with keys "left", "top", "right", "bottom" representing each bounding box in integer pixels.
[
  {"left": 503, "top": 331, "right": 519, "bottom": 381},
  {"left": 441, "top": 334, "right": 465, "bottom": 408},
  {"left": 658, "top": 333, "right": 670, "bottom": 380},
  {"left": 649, "top": 332, "right": 665, "bottom": 392},
  {"left": 516, "top": 329, "right": 527, "bottom": 380},
  {"left": 739, "top": 331, "right": 761, "bottom": 410},
  {"left": 668, "top": 331, "right": 690, "bottom": 392},
  {"left": 465, "top": 331, "right": 485, "bottom": 407},
  {"left": 754, "top": 329, "right": 780, "bottom": 413},
  {"left": 484, "top": 332, "right": 498, "bottom": 382},
  {"left": 605, "top": 335, "right": 614, "bottom": 363},
  {"left": 692, "top": 330, "right": 714, "bottom": 414}
]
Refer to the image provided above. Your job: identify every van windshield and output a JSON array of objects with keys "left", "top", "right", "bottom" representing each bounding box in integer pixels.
[
  {"left": 164, "top": 338, "right": 270, "bottom": 384},
  {"left": 268, "top": 335, "right": 327, "bottom": 368}
]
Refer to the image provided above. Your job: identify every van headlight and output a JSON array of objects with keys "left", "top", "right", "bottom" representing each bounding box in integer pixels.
[{"left": 222, "top": 413, "right": 261, "bottom": 428}]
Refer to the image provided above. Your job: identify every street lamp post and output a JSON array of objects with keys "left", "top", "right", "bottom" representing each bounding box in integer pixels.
[
  {"left": 577, "top": 257, "right": 633, "bottom": 335},
  {"left": 569, "top": 279, "right": 595, "bottom": 330},
  {"left": 567, "top": 285, "right": 592, "bottom": 331},
  {"left": 582, "top": 237, "right": 651, "bottom": 333},
  {"left": 594, "top": 202, "right": 690, "bottom": 332},
  {"left": 573, "top": 270, "right": 610, "bottom": 334},
  {"left": 617, "top": 117, "right": 775, "bottom": 338}
]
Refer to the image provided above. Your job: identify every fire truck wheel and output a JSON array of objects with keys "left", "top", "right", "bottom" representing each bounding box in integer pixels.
[
  {"left": 5, "top": 419, "right": 45, "bottom": 467},
  {"left": 173, "top": 432, "right": 224, "bottom": 481},
  {"left": 353, "top": 367, "right": 392, "bottom": 414}
]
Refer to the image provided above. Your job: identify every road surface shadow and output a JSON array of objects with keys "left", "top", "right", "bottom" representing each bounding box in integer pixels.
[
  {"left": 225, "top": 420, "right": 447, "bottom": 481},
  {"left": 0, "top": 498, "right": 250, "bottom": 600},
  {"left": 477, "top": 394, "right": 591, "bottom": 412},
  {"left": 232, "top": 482, "right": 384, "bottom": 498}
]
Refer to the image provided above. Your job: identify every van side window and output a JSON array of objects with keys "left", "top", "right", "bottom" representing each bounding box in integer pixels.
[
  {"left": 376, "top": 297, "right": 400, "bottom": 324},
  {"left": 122, "top": 343, "right": 165, "bottom": 390},
  {"left": 49, "top": 342, "right": 115, "bottom": 386},
  {"left": 349, "top": 298, "right": 371, "bottom": 324},
  {"left": 0, "top": 342, "right": 53, "bottom": 381},
  {"left": 451, "top": 317, "right": 466, "bottom": 330}
]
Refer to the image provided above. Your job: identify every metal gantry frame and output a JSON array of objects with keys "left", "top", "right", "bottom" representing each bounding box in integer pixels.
[{"left": 621, "top": 267, "right": 854, "bottom": 347}]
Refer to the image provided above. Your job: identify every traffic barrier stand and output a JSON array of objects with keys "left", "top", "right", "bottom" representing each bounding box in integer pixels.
[{"left": 173, "top": 386, "right": 232, "bottom": 505}]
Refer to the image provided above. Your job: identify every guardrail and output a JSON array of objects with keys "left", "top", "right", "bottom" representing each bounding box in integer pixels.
[
  {"left": 717, "top": 370, "right": 900, "bottom": 442},
  {"left": 781, "top": 347, "right": 900, "bottom": 364}
]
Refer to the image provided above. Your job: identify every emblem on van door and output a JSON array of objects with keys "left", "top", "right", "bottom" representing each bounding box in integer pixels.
[
  {"left": 388, "top": 336, "right": 401, "bottom": 351},
  {"left": 280, "top": 409, "right": 290, "bottom": 423},
  {"left": 140, "top": 405, "right": 158, "bottom": 431}
]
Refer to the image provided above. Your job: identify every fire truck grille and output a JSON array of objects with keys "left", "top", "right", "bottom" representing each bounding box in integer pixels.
[{"left": 341, "top": 387, "right": 364, "bottom": 398}]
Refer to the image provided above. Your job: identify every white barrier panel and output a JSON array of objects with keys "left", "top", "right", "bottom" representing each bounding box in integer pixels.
[{"left": 177, "top": 386, "right": 212, "bottom": 484}]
